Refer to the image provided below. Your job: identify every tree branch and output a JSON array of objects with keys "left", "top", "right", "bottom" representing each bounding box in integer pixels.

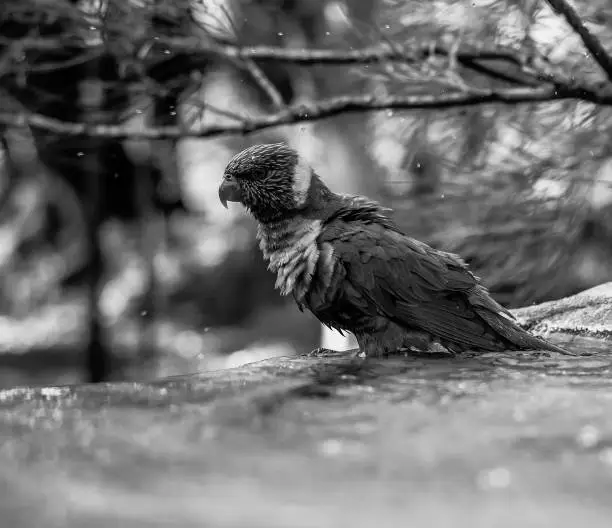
[
  {"left": 9, "top": 37, "right": 531, "bottom": 68},
  {"left": 176, "top": 39, "right": 532, "bottom": 67},
  {"left": 545, "top": 0, "right": 612, "bottom": 84},
  {"left": 240, "top": 58, "right": 286, "bottom": 109},
  {"left": 2, "top": 85, "right": 611, "bottom": 140}
]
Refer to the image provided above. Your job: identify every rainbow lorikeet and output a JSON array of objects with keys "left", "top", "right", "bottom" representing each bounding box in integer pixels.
[{"left": 219, "top": 143, "right": 575, "bottom": 357}]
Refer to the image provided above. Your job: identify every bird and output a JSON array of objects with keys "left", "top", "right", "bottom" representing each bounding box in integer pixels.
[{"left": 218, "top": 142, "right": 577, "bottom": 358}]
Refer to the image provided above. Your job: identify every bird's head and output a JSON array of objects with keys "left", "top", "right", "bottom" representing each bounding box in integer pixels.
[{"left": 219, "top": 143, "right": 314, "bottom": 223}]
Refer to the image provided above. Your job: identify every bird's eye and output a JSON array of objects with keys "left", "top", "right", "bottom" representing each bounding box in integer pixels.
[{"left": 224, "top": 173, "right": 233, "bottom": 181}]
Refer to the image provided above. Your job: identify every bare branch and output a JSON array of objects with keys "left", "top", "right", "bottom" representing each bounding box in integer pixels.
[
  {"left": 11, "top": 37, "right": 532, "bottom": 68},
  {"left": 2, "top": 84, "right": 612, "bottom": 140},
  {"left": 240, "top": 58, "right": 286, "bottom": 110},
  {"left": 3, "top": 36, "right": 589, "bottom": 95},
  {"left": 545, "top": 0, "right": 612, "bottom": 84},
  {"left": 200, "top": 40, "right": 531, "bottom": 67}
]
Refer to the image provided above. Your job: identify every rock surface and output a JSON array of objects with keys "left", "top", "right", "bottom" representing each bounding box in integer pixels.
[
  {"left": 0, "top": 283, "right": 611, "bottom": 528},
  {"left": 514, "top": 281, "right": 612, "bottom": 339}
]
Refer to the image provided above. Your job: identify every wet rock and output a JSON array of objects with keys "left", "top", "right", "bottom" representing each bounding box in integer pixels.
[
  {"left": 514, "top": 282, "right": 612, "bottom": 339},
  {"left": 0, "top": 284, "right": 611, "bottom": 528}
]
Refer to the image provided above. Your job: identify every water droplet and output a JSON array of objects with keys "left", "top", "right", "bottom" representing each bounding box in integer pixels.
[
  {"left": 325, "top": 31, "right": 330, "bottom": 36},
  {"left": 512, "top": 408, "right": 526, "bottom": 422},
  {"left": 277, "top": 32, "right": 284, "bottom": 37},
  {"left": 577, "top": 425, "right": 601, "bottom": 449},
  {"left": 384, "top": 25, "right": 390, "bottom": 29},
  {"left": 440, "top": 193, "right": 445, "bottom": 199},
  {"left": 386, "top": 110, "right": 394, "bottom": 117},
  {"left": 140, "top": 310, "right": 148, "bottom": 316},
  {"left": 163, "top": 50, "right": 171, "bottom": 55},
  {"left": 477, "top": 467, "right": 511, "bottom": 489},
  {"left": 319, "top": 439, "right": 344, "bottom": 457},
  {"left": 169, "top": 111, "right": 177, "bottom": 116},
  {"left": 599, "top": 448, "right": 612, "bottom": 465},
  {"left": 76, "top": 152, "right": 84, "bottom": 157}
]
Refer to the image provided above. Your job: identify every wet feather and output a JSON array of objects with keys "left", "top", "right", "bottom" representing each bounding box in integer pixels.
[{"left": 221, "top": 143, "right": 577, "bottom": 357}]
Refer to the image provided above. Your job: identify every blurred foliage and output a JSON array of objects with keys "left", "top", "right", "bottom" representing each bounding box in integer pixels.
[
  {"left": 0, "top": 0, "right": 611, "bottom": 387},
  {"left": 367, "top": 0, "right": 612, "bottom": 306}
]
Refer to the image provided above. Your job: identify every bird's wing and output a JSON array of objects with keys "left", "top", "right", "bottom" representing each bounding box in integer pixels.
[{"left": 311, "top": 220, "right": 514, "bottom": 349}]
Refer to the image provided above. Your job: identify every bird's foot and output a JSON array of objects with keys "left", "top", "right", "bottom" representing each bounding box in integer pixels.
[
  {"left": 350, "top": 348, "right": 367, "bottom": 359},
  {"left": 304, "top": 347, "right": 359, "bottom": 358},
  {"left": 304, "top": 347, "right": 334, "bottom": 357},
  {"left": 398, "top": 341, "right": 456, "bottom": 359}
]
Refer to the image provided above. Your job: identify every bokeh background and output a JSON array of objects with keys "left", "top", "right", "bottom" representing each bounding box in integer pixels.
[{"left": 0, "top": 0, "right": 611, "bottom": 388}]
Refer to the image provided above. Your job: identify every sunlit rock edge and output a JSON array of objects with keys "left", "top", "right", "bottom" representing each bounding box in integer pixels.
[{"left": 0, "top": 282, "right": 609, "bottom": 401}]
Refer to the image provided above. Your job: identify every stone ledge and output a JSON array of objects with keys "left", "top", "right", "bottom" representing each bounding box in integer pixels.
[
  {"left": 514, "top": 282, "right": 612, "bottom": 339},
  {"left": 0, "top": 284, "right": 611, "bottom": 528}
]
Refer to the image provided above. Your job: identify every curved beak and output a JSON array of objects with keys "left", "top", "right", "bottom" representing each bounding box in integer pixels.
[{"left": 218, "top": 178, "right": 242, "bottom": 209}]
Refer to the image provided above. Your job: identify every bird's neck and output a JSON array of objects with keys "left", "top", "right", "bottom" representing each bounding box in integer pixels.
[
  {"left": 303, "top": 175, "right": 398, "bottom": 230},
  {"left": 256, "top": 215, "right": 322, "bottom": 302}
]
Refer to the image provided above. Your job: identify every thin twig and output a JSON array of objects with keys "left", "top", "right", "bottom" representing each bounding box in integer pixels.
[
  {"left": 241, "top": 58, "right": 286, "bottom": 109},
  {"left": 2, "top": 84, "right": 612, "bottom": 140},
  {"left": 545, "top": 0, "right": 612, "bottom": 84}
]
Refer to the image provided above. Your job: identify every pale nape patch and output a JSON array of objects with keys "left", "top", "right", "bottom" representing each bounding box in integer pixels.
[
  {"left": 257, "top": 218, "right": 322, "bottom": 303},
  {"left": 292, "top": 156, "right": 313, "bottom": 207}
]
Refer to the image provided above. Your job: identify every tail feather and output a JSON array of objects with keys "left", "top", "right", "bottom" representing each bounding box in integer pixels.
[{"left": 475, "top": 308, "right": 579, "bottom": 356}]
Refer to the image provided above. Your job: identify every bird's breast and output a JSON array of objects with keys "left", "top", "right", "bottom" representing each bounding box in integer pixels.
[{"left": 256, "top": 218, "right": 322, "bottom": 302}]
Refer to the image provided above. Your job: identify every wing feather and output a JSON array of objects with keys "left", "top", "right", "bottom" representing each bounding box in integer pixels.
[{"left": 316, "top": 220, "right": 510, "bottom": 349}]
